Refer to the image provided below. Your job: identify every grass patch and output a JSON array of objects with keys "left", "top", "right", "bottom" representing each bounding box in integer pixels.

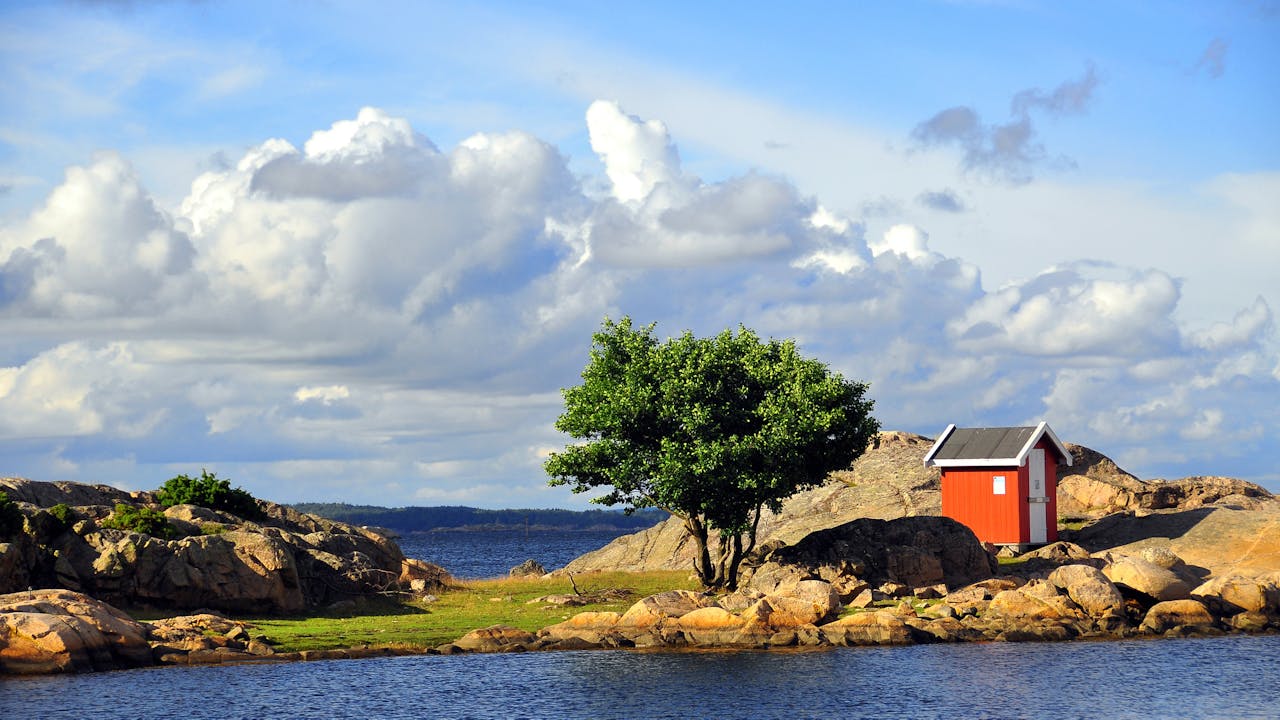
[
  {"left": 997, "top": 555, "right": 1028, "bottom": 566},
  {"left": 233, "top": 570, "right": 696, "bottom": 652}
]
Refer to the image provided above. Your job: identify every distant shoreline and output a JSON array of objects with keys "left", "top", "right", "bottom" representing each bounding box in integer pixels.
[{"left": 290, "top": 502, "right": 669, "bottom": 535}]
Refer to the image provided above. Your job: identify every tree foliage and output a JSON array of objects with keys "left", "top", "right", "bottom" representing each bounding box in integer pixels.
[
  {"left": 545, "top": 317, "right": 879, "bottom": 589},
  {"left": 156, "top": 470, "right": 262, "bottom": 519}
]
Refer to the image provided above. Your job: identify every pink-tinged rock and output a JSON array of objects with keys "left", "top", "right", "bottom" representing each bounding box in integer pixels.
[
  {"left": 986, "top": 581, "right": 1085, "bottom": 622},
  {"left": 741, "top": 595, "right": 828, "bottom": 629},
  {"left": 617, "top": 590, "right": 711, "bottom": 628},
  {"left": 1191, "top": 576, "right": 1279, "bottom": 616},
  {"left": 1103, "top": 557, "right": 1192, "bottom": 602},
  {"left": 453, "top": 625, "right": 538, "bottom": 652},
  {"left": 0, "top": 589, "right": 152, "bottom": 674},
  {"left": 820, "top": 611, "right": 912, "bottom": 645},
  {"left": 1140, "top": 599, "right": 1216, "bottom": 634},
  {"left": 1048, "top": 564, "right": 1125, "bottom": 618}
]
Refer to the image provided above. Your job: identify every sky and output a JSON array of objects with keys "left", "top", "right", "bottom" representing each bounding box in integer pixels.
[{"left": 0, "top": 0, "right": 1277, "bottom": 507}]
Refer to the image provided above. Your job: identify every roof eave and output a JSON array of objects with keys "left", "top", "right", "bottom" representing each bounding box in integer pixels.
[
  {"left": 922, "top": 424, "right": 957, "bottom": 467},
  {"left": 1013, "top": 421, "right": 1073, "bottom": 467}
]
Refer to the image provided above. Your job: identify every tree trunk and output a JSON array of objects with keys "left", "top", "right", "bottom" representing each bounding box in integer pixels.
[
  {"left": 685, "top": 506, "right": 765, "bottom": 591},
  {"left": 683, "top": 515, "right": 716, "bottom": 587},
  {"left": 722, "top": 503, "right": 763, "bottom": 591}
]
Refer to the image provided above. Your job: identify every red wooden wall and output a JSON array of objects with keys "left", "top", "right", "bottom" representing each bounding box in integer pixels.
[
  {"left": 941, "top": 466, "right": 1026, "bottom": 544},
  {"left": 939, "top": 437, "right": 1062, "bottom": 545}
]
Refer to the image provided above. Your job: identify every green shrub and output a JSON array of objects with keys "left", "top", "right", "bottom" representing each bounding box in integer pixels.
[
  {"left": 102, "top": 503, "right": 176, "bottom": 538},
  {"left": 200, "top": 522, "right": 228, "bottom": 535},
  {"left": 156, "top": 470, "right": 262, "bottom": 519},
  {"left": 49, "top": 502, "right": 75, "bottom": 530},
  {"left": 0, "top": 491, "right": 23, "bottom": 539}
]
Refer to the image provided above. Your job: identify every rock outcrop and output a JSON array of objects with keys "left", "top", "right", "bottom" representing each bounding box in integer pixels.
[
  {"left": 0, "top": 478, "right": 145, "bottom": 508},
  {"left": 1055, "top": 447, "right": 1273, "bottom": 520},
  {"left": 561, "top": 432, "right": 943, "bottom": 574},
  {"left": 0, "top": 477, "right": 444, "bottom": 613},
  {"left": 0, "top": 589, "right": 153, "bottom": 674},
  {"left": 558, "top": 432, "right": 1275, "bottom": 578},
  {"left": 445, "top": 548, "right": 1279, "bottom": 656},
  {"left": 1071, "top": 503, "right": 1280, "bottom": 579}
]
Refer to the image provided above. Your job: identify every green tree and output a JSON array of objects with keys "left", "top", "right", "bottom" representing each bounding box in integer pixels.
[
  {"left": 156, "top": 470, "right": 262, "bottom": 519},
  {"left": 545, "top": 317, "right": 879, "bottom": 590}
]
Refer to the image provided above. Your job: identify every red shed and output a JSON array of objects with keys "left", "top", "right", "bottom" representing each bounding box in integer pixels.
[{"left": 923, "top": 422, "right": 1071, "bottom": 550}]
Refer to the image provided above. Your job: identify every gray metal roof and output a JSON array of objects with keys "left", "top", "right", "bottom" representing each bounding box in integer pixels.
[
  {"left": 922, "top": 421, "right": 1073, "bottom": 468},
  {"left": 931, "top": 426, "right": 1037, "bottom": 461}
]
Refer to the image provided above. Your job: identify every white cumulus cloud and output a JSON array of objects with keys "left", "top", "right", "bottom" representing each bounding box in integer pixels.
[{"left": 0, "top": 102, "right": 1276, "bottom": 503}]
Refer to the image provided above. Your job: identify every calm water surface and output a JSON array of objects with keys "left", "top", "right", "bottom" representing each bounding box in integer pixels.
[
  {"left": 3, "top": 635, "right": 1277, "bottom": 719},
  {"left": 396, "top": 529, "right": 631, "bottom": 578}
]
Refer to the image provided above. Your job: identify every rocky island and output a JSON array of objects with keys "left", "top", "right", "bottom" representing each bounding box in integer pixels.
[{"left": 1, "top": 432, "right": 1277, "bottom": 673}]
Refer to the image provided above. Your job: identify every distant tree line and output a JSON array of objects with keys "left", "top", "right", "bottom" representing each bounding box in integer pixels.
[{"left": 289, "top": 503, "right": 670, "bottom": 533}]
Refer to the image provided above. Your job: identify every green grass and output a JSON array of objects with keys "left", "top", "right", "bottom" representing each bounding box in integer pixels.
[{"left": 229, "top": 570, "right": 696, "bottom": 652}]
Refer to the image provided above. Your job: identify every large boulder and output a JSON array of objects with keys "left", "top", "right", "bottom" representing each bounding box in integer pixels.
[
  {"left": 742, "top": 516, "right": 995, "bottom": 596},
  {"left": 1047, "top": 564, "right": 1125, "bottom": 619},
  {"left": 536, "top": 612, "right": 623, "bottom": 648},
  {"left": 820, "top": 611, "right": 912, "bottom": 646},
  {"left": 0, "top": 589, "right": 153, "bottom": 674},
  {"left": 617, "top": 590, "right": 712, "bottom": 628},
  {"left": 985, "top": 581, "right": 1086, "bottom": 623},
  {"left": 1191, "top": 576, "right": 1280, "bottom": 617},
  {"left": 676, "top": 607, "right": 752, "bottom": 646},
  {"left": 1139, "top": 599, "right": 1216, "bottom": 634},
  {"left": 452, "top": 625, "right": 538, "bottom": 653},
  {"left": 400, "top": 558, "right": 453, "bottom": 595},
  {"left": 1103, "top": 556, "right": 1192, "bottom": 603}
]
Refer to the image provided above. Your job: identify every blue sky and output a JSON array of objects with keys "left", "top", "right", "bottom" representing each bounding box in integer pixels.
[{"left": 1, "top": 1, "right": 1277, "bottom": 506}]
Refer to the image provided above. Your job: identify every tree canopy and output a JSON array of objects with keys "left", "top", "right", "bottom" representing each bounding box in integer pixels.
[{"left": 544, "top": 317, "right": 879, "bottom": 589}]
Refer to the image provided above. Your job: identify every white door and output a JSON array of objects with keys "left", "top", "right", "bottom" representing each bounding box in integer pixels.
[{"left": 1028, "top": 448, "right": 1048, "bottom": 544}]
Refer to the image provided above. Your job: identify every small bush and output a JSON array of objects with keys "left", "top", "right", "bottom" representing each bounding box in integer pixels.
[
  {"left": 156, "top": 470, "right": 262, "bottom": 519},
  {"left": 0, "top": 491, "right": 23, "bottom": 539},
  {"left": 102, "top": 503, "right": 176, "bottom": 538},
  {"left": 200, "top": 522, "right": 228, "bottom": 535},
  {"left": 49, "top": 502, "right": 75, "bottom": 529}
]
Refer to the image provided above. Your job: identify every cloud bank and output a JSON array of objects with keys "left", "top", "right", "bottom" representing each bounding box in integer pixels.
[{"left": 0, "top": 102, "right": 1276, "bottom": 504}]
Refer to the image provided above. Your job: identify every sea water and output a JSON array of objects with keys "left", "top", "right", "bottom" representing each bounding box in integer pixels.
[
  {"left": 3, "top": 635, "right": 1277, "bottom": 719},
  {"left": 395, "top": 529, "right": 634, "bottom": 578}
]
